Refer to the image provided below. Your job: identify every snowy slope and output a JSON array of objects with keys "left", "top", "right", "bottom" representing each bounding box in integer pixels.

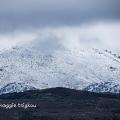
[
  {"left": 84, "top": 82, "right": 120, "bottom": 93},
  {"left": 0, "top": 46, "right": 120, "bottom": 93},
  {"left": 0, "top": 82, "right": 36, "bottom": 95}
]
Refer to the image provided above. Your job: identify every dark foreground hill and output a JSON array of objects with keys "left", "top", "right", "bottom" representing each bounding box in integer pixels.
[{"left": 0, "top": 87, "right": 120, "bottom": 120}]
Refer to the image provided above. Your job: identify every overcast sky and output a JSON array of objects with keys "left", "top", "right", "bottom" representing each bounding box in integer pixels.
[{"left": 0, "top": 0, "right": 120, "bottom": 51}]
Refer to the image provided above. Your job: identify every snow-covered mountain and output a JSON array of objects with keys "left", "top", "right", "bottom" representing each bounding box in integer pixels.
[
  {"left": 84, "top": 82, "right": 120, "bottom": 93},
  {"left": 0, "top": 82, "right": 36, "bottom": 95},
  {"left": 0, "top": 45, "right": 120, "bottom": 94}
]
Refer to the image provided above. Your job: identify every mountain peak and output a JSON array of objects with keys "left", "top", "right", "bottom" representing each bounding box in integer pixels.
[
  {"left": 0, "top": 82, "right": 36, "bottom": 95},
  {"left": 84, "top": 82, "right": 120, "bottom": 93},
  {"left": 0, "top": 46, "right": 120, "bottom": 94}
]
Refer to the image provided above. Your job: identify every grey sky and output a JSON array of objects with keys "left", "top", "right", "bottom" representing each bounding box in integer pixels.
[
  {"left": 0, "top": 0, "right": 120, "bottom": 51},
  {"left": 0, "top": 0, "right": 120, "bottom": 32}
]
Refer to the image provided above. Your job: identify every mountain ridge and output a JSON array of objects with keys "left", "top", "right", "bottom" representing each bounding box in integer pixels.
[
  {"left": 0, "top": 46, "right": 120, "bottom": 94},
  {"left": 0, "top": 87, "right": 120, "bottom": 120}
]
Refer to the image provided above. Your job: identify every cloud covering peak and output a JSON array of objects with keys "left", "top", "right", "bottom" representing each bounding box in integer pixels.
[{"left": 0, "top": 0, "right": 120, "bottom": 52}]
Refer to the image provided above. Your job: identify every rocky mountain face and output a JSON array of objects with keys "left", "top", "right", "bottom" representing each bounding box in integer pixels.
[
  {"left": 0, "top": 46, "right": 120, "bottom": 94},
  {"left": 84, "top": 82, "right": 120, "bottom": 93},
  {"left": 0, "top": 82, "right": 36, "bottom": 95}
]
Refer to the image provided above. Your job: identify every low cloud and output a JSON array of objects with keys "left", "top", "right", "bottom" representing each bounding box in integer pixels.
[
  {"left": 29, "top": 33, "right": 64, "bottom": 54},
  {"left": 0, "top": 22, "right": 119, "bottom": 52}
]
